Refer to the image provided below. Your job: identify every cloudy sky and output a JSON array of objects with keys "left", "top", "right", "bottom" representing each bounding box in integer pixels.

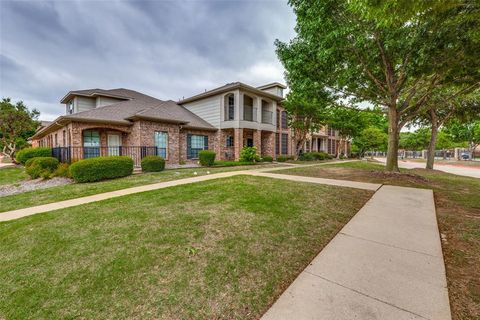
[{"left": 0, "top": 0, "right": 296, "bottom": 120}]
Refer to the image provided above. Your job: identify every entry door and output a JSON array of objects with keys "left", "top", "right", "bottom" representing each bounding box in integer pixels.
[{"left": 107, "top": 134, "right": 121, "bottom": 156}]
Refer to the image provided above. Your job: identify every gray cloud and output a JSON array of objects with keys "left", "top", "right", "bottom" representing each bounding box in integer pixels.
[{"left": 0, "top": 0, "right": 295, "bottom": 120}]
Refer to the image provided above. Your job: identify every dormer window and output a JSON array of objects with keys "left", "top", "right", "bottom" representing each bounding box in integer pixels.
[{"left": 67, "top": 101, "right": 74, "bottom": 114}]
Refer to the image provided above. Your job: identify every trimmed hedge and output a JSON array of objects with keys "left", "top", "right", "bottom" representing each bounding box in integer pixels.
[
  {"left": 276, "top": 155, "right": 294, "bottom": 162},
  {"left": 141, "top": 156, "right": 165, "bottom": 172},
  {"left": 199, "top": 150, "right": 216, "bottom": 166},
  {"left": 299, "top": 151, "right": 332, "bottom": 161},
  {"left": 69, "top": 156, "right": 133, "bottom": 183},
  {"left": 16, "top": 147, "right": 52, "bottom": 165},
  {"left": 25, "top": 157, "right": 59, "bottom": 179},
  {"left": 261, "top": 155, "right": 273, "bottom": 162}
]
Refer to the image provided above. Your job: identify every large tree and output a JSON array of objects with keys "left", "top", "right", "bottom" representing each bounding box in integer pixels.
[
  {"left": 326, "top": 105, "right": 365, "bottom": 158},
  {"left": 0, "top": 98, "right": 39, "bottom": 160},
  {"left": 276, "top": 0, "right": 480, "bottom": 171}
]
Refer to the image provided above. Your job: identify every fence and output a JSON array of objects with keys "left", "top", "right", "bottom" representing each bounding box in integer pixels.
[{"left": 52, "top": 146, "right": 160, "bottom": 167}]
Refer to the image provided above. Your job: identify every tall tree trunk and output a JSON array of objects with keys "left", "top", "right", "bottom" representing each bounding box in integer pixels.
[
  {"left": 426, "top": 121, "right": 438, "bottom": 170},
  {"left": 385, "top": 106, "right": 400, "bottom": 172}
]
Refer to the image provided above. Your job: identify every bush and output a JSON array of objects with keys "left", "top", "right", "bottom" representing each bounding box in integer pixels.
[
  {"left": 299, "top": 152, "right": 315, "bottom": 161},
  {"left": 16, "top": 147, "right": 52, "bottom": 165},
  {"left": 261, "top": 155, "right": 273, "bottom": 162},
  {"left": 198, "top": 150, "right": 216, "bottom": 167},
  {"left": 141, "top": 156, "right": 165, "bottom": 172},
  {"left": 213, "top": 160, "right": 257, "bottom": 167},
  {"left": 299, "top": 151, "right": 331, "bottom": 161},
  {"left": 52, "top": 163, "right": 71, "bottom": 178},
  {"left": 69, "top": 156, "right": 133, "bottom": 183},
  {"left": 276, "top": 155, "right": 294, "bottom": 162},
  {"left": 239, "top": 147, "right": 260, "bottom": 162},
  {"left": 25, "top": 157, "right": 59, "bottom": 179}
]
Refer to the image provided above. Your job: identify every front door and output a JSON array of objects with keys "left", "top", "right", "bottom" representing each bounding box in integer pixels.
[{"left": 107, "top": 134, "right": 121, "bottom": 156}]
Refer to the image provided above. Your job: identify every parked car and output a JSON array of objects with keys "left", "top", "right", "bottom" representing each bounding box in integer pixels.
[{"left": 461, "top": 153, "right": 470, "bottom": 160}]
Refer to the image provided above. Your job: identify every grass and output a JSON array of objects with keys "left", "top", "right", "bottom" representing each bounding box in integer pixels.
[
  {"left": 0, "top": 175, "right": 372, "bottom": 319},
  {"left": 405, "top": 158, "right": 480, "bottom": 167},
  {"left": 273, "top": 160, "right": 480, "bottom": 320},
  {"left": 0, "top": 167, "right": 28, "bottom": 186},
  {"left": 0, "top": 164, "right": 281, "bottom": 213}
]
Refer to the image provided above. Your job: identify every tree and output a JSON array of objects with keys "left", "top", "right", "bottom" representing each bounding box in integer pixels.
[
  {"left": 276, "top": 0, "right": 480, "bottom": 171},
  {"left": 327, "top": 105, "right": 365, "bottom": 158},
  {"left": 353, "top": 127, "right": 388, "bottom": 158},
  {"left": 283, "top": 90, "right": 330, "bottom": 157},
  {"left": 0, "top": 98, "right": 40, "bottom": 160},
  {"left": 399, "top": 128, "right": 430, "bottom": 151},
  {"left": 446, "top": 119, "right": 480, "bottom": 159}
]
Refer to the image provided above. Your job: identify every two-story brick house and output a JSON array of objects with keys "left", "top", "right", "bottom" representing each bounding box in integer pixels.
[{"left": 31, "top": 81, "right": 339, "bottom": 166}]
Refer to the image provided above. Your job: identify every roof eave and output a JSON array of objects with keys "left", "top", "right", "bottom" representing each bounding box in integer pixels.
[{"left": 127, "top": 115, "right": 188, "bottom": 125}]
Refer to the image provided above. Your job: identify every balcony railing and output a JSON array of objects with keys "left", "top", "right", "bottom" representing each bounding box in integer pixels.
[
  {"left": 261, "top": 110, "right": 273, "bottom": 124},
  {"left": 243, "top": 106, "right": 257, "bottom": 122},
  {"left": 52, "top": 146, "right": 161, "bottom": 167}
]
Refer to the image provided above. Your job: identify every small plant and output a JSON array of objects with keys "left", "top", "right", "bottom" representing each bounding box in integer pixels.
[
  {"left": 261, "top": 155, "right": 273, "bottom": 162},
  {"left": 25, "top": 156, "right": 59, "bottom": 179},
  {"left": 198, "top": 150, "right": 216, "bottom": 166},
  {"left": 141, "top": 156, "right": 165, "bottom": 172},
  {"left": 276, "top": 155, "right": 288, "bottom": 162},
  {"left": 69, "top": 156, "right": 133, "bottom": 183},
  {"left": 16, "top": 147, "right": 52, "bottom": 165},
  {"left": 240, "top": 147, "right": 260, "bottom": 162},
  {"left": 52, "top": 163, "right": 71, "bottom": 178}
]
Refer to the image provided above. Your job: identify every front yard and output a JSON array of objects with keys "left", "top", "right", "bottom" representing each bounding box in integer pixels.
[
  {"left": 0, "top": 164, "right": 281, "bottom": 213},
  {"left": 0, "top": 175, "right": 371, "bottom": 319},
  {"left": 272, "top": 161, "right": 480, "bottom": 320},
  {"left": 0, "top": 167, "right": 27, "bottom": 186}
]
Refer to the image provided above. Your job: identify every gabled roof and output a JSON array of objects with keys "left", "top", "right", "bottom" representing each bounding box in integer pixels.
[
  {"left": 256, "top": 82, "right": 287, "bottom": 90},
  {"left": 59, "top": 88, "right": 159, "bottom": 103},
  {"left": 33, "top": 89, "right": 216, "bottom": 139},
  {"left": 178, "top": 82, "right": 285, "bottom": 104}
]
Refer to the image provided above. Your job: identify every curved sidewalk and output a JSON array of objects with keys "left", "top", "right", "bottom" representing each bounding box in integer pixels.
[{"left": 261, "top": 185, "right": 451, "bottom": 320}]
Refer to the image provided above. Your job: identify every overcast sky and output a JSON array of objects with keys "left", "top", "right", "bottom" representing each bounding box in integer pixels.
[{"left": 0, "top": 0, "right": 296, "bottom": 120}]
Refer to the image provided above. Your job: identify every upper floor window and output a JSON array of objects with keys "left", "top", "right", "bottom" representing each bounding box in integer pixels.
[
  {"left": 243, "top": 94, "right": 255, "bottom": 122},
  {"left": 67, "top": 101, "right": 74, "bottom": 114},
  {"left": 281, "top": 111, "right": 288, "bottom": 129},
  {"left": 261, "top": 100, "right": 273, "bottom": 124},
  {"left": 224, "top": 94, "right": 235, "bottom": 121}
]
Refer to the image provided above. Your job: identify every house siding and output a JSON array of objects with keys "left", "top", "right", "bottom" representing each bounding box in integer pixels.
[{"left": 183, "top": 95, "right": 221, "bottom": 127}]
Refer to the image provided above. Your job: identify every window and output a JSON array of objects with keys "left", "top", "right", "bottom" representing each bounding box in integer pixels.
[
  {"left": 187, "top": 134, "right": 208, "bottom": 159},
  {"left": 281, "top": 133, "right": 288, "bottom": 154},
  {"left": 276, "top": 110, "right": 280, "bottom": 128},
  {"left": 281, "top": 111, "right": 288, "bottom": 129},
  {"left": 54, "top": 134, "right": 58, "bottom": 147},
  {"left": 225, "top": 94, "right": 235, "bottom": 121},
  {"left": 243, "top": 95, "right": 255, "bottom": 121},
  {"left": 83, "top": 130, "right": 100, "bottom": 158},
  {"left": 275, "top": 133, "right": 279, "bottom": 155},
  {"left": 154, "top": 131, "right": 168, "bottom": 158},
  {"left": 67, "top": 101, "right": 74, "bottom": 114},
  {"left": 62, "top": 130, "right": 66, "bottom": 147},
  {"left": 225, "top": 135, "right": 234, "bottom": 147}
]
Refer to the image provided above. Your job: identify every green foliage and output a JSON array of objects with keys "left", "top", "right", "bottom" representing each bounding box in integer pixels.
[
  {"left": 16, "top": 147, "right": 51, "bottom": 165},
  {"left": 399, "top": 128, "right": 431, "bottom": 150},
  {"left": 0, "top": 98, "right": 40, "bottom": 159},
  {"left": 276, "top": 155, "right": 294, "bottom": 162},
  {"left": 299, "top": 151, "right": 331, "bottom": 161},
  {"left": 213, "top": 161, "right": 257, "bottom": 167},
  {"left": 239, "top": 147, "right": 260, "bottom": 162},
  {"left": 141, "top": 156, "right": 166, "bottom": 172},
  {"left": 261, "top": 155, "right": 273, "bottom": 162},
  {"left": 52, "top": 163, "right": 71, "bottom": 178},
  {"left": 198, "top": 150, "right": 216, "bottom": 167},
  {"left": 25, "top": 157, "right": 59, "bottom": 179},
  {"left": 446, "top": 119, "right": 480, "bottom": 151},
  {"left": 69, "top": 156, "right": 133, "bottom": 183},
  {"left": 353, "top": 127, "right": 388, "bottom": 156}
]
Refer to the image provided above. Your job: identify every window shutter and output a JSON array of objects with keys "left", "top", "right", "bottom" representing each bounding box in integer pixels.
[
  {"left": 204, "top": 136, "right": 208, "bottom": 150},
  {"left": 187, "top": 134, "right": 192, "bottom": 159}
]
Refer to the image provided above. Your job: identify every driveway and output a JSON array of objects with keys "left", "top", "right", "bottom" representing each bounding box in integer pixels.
[{"left": 375, "top": 158, "right": 480, "bottom": 179}]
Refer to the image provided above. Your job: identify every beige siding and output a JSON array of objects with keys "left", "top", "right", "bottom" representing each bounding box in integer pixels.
[
  {"left": 182, "top": 95, "right": 221, "bottom": 127},
  {"left": 75, "top": 96, "right": 96, "bottom": 113},
  {"left": 96, "top": 96, "right": 125, "bottom": 108}
]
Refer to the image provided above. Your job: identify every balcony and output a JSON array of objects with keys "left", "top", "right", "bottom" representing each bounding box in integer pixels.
[{"left": 261, "top": 110, "right": 273, "bottom": 124}]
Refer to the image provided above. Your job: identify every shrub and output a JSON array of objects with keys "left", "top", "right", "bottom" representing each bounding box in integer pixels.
[
  {"left": 52, "top": 163, "right": 71, "bottom": 178},
  {"left": 240, "top": 147, "right": 260, "bottom": 162},
  {"left": 25, "top": 157, "right": 59, "bottom": 179},
  {"left": 276, "top": 155, "right": 288, "bottom": 162},
  {"left": 16, "top": 147, "right": 52, "bottom": 165},
  {"left": 299, "top": 152, "right": 315, "bottom": 161},
  {"left": 141, "top": 156, "right": 165, "bottom": 172},
  {"left": 69, "top": 156, "right": 133, "bottom": 183},
  {"left": 213, "top": 160, "right": 256, "bottom": 167},
  {"left": 262, "top": 155, "right": 273, "bottom": 162},
  {"left": 198, "top": 150, "right": 216, "bottom": 167}
]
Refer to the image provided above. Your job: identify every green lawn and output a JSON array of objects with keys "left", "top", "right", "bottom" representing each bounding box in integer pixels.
[
  {"left": 0, "top": 164, "right": 281, "bottom": 213},
  {"left": 0, "top": 175, "right": 372, "bottom": 319},
  {"left": 272, "top": 161, "right": 480, "bottom": 320},
  {"left": 0, "top": 167, "right": 28, "bottom": 186}
]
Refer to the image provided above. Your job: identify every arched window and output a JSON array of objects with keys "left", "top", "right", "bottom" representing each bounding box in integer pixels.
[{"left": 224, "top": 94, "right": 235, "bottom": 121}]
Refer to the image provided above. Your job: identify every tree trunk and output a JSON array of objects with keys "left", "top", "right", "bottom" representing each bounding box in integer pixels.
[
  {"left": 426, "top": 122, "right": 438, "bottom": 170},
  {"left": 385, "top": 106, "right": 400, "bottom": 172}
]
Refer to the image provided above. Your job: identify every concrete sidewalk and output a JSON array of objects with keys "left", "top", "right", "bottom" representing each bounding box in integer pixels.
[{"left": 262, "top": 185, "right": 451, "bottom": 320}]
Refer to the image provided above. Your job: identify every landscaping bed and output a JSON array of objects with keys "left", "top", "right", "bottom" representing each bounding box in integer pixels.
[
  {"left": 0, "top": 175, "right": 372, "bottom": 319},
  {"left": 272, "top": 161, "right": 480, "bottom": 320}
]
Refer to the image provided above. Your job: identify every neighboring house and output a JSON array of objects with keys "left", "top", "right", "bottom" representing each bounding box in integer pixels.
[
  {"left": 302, "top": 127, "right": 350, "bottom": 156},
  {"left": 30, "top": 82, "right": 341, "bottom": 166}
]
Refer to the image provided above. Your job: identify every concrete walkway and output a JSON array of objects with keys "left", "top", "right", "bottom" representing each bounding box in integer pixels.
[
  {"left": 375, "top": 157, "right": 480, "bottom": 179},
  {"left": 261, "top": 185, "right": 450, "bottom": 320},
  {"left": 0, "top": 161, "right": 366, "bottom": 222}
]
